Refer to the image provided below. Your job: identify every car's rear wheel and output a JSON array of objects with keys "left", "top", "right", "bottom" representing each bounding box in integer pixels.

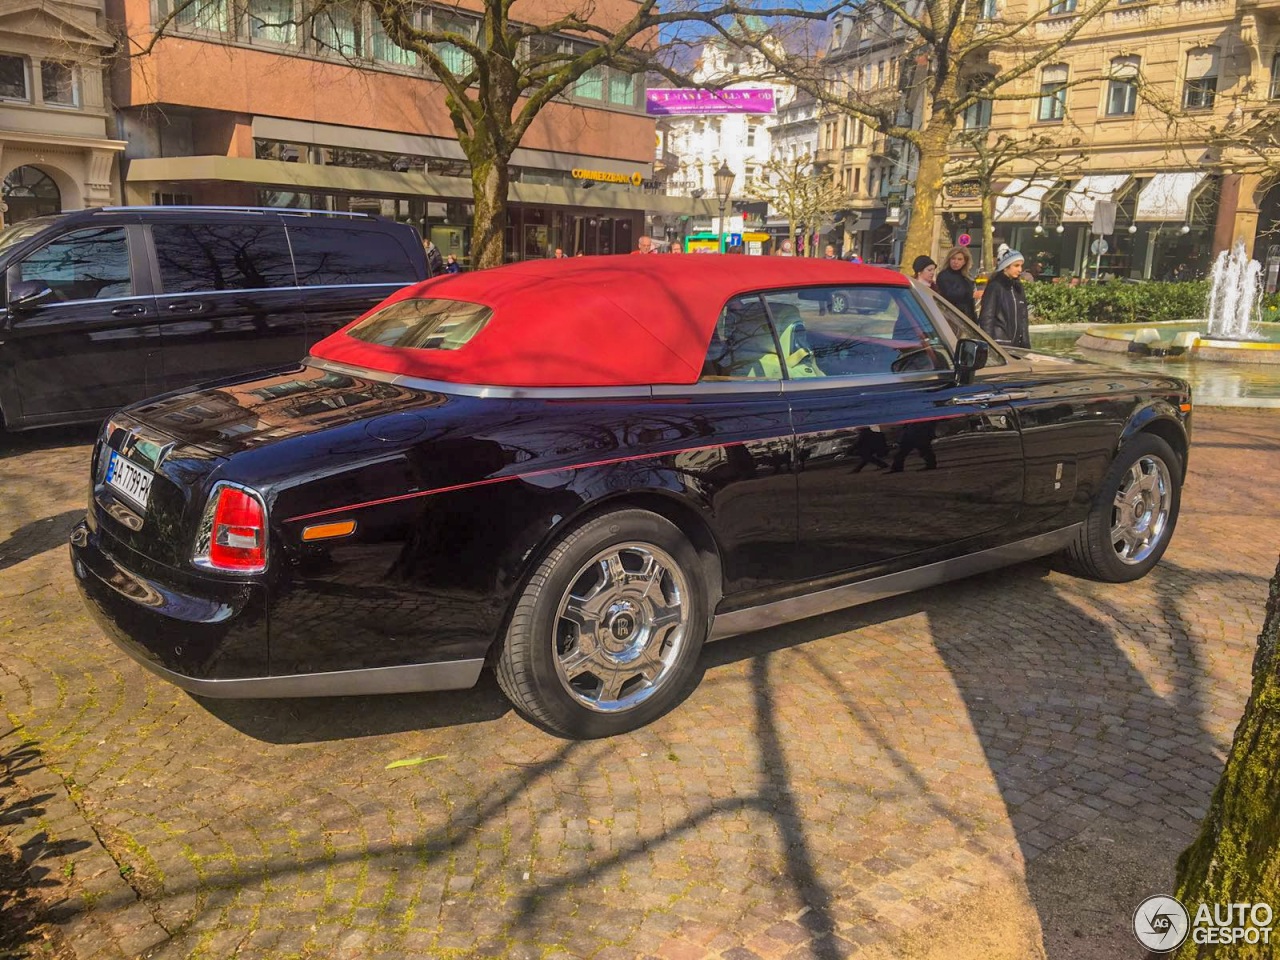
[
  {"left": 496, "top": 509, "right": 708, "bottom": 738},
  {"left": 1065, "top": 433, "right": 1181, "bottom": 582}
]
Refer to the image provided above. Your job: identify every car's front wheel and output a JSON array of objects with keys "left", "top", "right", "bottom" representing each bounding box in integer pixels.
[
  {"left": 1065, "top": 433, "right": 1181, "bottom": 582},
  {"left": 496, "top": 509, "right": 708, "bottom": 738}
]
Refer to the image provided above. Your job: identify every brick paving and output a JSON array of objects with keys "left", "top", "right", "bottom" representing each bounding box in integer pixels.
[{"left": 0, "top": 408, "right": 1276, "bottom": 959}]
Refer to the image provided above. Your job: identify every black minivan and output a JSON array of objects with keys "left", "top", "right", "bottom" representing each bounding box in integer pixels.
[{"left": 0, "top": 206, "right": 430, "bottom": 431}]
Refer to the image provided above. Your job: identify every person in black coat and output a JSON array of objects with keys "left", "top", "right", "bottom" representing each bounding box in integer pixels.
[
  {"left": 935, "top": 246, "right": 978, "bottom": 322},
  {"left": 979, "top": 249, "right": 1030, "bottom": 348}
]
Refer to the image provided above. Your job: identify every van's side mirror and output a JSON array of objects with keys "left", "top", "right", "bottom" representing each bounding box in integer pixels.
[
  {"left": 9, "top": 280, "right": 54, "bottom": 310},
  {"left": 954, "top": 338, "right": 989, "bottom": 386}
]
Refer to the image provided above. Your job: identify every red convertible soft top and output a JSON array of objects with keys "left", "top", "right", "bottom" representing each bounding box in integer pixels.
[{"left": 310, "top": 255, "right": 910, "bottom": 388}]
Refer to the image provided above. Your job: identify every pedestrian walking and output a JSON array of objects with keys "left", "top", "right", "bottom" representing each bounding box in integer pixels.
[
  {"left": 935, "top": 246, "right": 978, "bottom": 321},
  {"left": 978, "top": 248, "right": 1030, "bottom": 348},
  {"left": 423, "top": 237, "right": 444, "bottom": 276},
  {"left": 911, "top": 255, "right": 937, "bottom": 287}
]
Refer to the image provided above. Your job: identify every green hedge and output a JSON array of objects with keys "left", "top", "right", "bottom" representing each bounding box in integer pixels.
[{"left": 1024, "top": 281, "right": 1211, "bottom": 325}]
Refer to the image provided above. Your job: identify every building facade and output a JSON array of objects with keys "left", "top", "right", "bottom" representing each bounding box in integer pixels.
[
  {"left": 943, "top": 0, "right": 1278, "bottom": 281},
  {"left": 0, "top": 0, "right": 125, "bottom": 227},
  {"left": 108, "top": 0, "right": 710, "bottom": 261},
  {"left": 815, "top": 8, "right": 920, "bottom": 264}
]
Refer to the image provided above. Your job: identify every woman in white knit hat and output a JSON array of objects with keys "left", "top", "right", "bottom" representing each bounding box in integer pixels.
[{"left": 979, "top": 248, "right": 1030, "bottom": 348}]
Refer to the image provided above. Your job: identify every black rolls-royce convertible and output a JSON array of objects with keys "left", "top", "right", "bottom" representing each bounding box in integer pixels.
[{"left": 71, "top": 257, "right": 1191, "bottom": 738}]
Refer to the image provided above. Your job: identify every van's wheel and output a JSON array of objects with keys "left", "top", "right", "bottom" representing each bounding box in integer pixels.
[
  {"left": 1065, "top": 433, "right": 1181, "bottom": 583},
  {"left": 829, "top": 291, "right": 850, "bottom": 314},
  {"left": 496, "top": 509, "right": 708, "bottom": 738}
]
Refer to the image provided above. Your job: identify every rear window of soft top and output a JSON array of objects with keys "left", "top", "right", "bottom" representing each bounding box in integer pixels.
[{"left": 346, "top": 298, "right": 492, "bottom": 350}]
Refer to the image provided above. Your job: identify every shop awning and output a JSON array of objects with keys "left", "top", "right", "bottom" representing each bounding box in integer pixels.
[
  {"left": 993, "top": 179, "right": 1056, "bottom": 222},
  {"left": 845, "top": 209, "right": 887, "bottom": 232},
  {"left": 1061, "top": 174, "right": 1132, "bottom": 223},
  {"left": 1135, "top": 172, "right": 1208, "bottom": 222}
]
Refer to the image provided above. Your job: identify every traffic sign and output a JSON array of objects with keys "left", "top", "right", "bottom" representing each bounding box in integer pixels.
[
  {"left": 958, "top": 234, "right": 972, "bottom": 246},
  {"left": 1090, "top": 238, "right": 1109, "bottom": 256}
]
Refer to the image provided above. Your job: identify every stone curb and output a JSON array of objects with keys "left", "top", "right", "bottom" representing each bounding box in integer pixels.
[{"left": 1, "top": 669, "right": 171, "bottom": 960}]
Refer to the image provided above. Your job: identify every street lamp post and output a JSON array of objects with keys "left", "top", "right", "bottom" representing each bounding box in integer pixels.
[{"left": 714, "top": 161, "right": 735, "bottom": 253}]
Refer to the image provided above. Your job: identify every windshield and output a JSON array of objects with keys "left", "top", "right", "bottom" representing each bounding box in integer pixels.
[{"left": 0, "top": 218, "right": 56, "bottom": 256}]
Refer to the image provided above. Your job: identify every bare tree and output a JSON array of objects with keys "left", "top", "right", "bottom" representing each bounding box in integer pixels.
[
  {"left": 746, "top": 153, "right": 846, "bottom": 256},
  {"left": 943, "top": 127, "right": 1082, "bottom": 272},
  {"left": 736, "top": 0, "right": 1112, "bottom": 265},
  {"left": 129, "top": 0, "right": 838, "bottom": 268}
]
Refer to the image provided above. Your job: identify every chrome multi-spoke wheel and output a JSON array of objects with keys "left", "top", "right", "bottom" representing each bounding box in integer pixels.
[
  {"left": 496, "top": 510, "right": 708, "bottom": 738},
  {"left": 1066, "top": 433, "right": 1182, "bottom": 583},
  {"left": 1110, "top": 454, "right": 1172, "bottom": 565},
  {"left": 553, "top": 543, "right": 689, "bottom": 713}
]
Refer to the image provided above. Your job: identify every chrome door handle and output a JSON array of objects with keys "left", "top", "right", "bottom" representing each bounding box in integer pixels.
[
  {"left": 166, "top": 300, "right": 205, "bottom": 314},
  {"left": 111, "top": 304, "right": 147, "bottom": 318},
  {"left": 949, "top": 391, "right": 1029, "bottom": 405}
]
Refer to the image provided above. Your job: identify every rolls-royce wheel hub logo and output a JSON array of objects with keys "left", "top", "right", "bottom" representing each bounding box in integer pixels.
[{"left": 610, "top": 614, "right": 636, "bottom": 640}]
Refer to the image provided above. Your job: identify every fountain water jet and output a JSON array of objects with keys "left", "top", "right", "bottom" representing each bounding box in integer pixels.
[{"left": 1206, "top": 241, "right": 1262, "bottom": 341}]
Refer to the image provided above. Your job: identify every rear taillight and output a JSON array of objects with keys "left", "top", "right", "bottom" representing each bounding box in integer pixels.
[{"left": 194, "top": 483, "right": 268, "bottom": 573}]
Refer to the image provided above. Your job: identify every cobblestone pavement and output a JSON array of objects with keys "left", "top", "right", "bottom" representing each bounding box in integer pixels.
[{"left": 1, "top": 408, "right": 1277, "bottom": 960}]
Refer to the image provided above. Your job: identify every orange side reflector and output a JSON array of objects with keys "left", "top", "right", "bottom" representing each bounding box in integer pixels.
[
  {"left": 1179, "top": 403, "right": 1192, "bottom": 412},
  {"left": 302, "top": 520, "right": 356, "bottom": 541}
]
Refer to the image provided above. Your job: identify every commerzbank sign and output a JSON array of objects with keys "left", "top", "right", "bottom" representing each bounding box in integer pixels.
[{"left": 572, "top": 169, "right": 645, "bottom": 187}]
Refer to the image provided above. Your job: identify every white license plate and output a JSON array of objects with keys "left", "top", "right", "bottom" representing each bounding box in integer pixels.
[{"left": 106, "top": 449, "right": 154, "bottom": 511}]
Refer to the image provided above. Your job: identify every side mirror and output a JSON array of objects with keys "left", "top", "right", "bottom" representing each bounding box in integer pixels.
[
  {"left": 954, "top": 338, "right": 989, "bottom": 386},
  {"left": 9, "top": 280, "right": 54, "bottom": 310}
]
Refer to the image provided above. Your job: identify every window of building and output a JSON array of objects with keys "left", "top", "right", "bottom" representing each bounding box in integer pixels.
[
  {"left": 747, "top": 124, "right": 757, "bottom": 148},
  {"left": 979, "top": 0, "right": 997, "bottom": 19},
  {"left": 13, "top": 227, "right": 132, "bottom": 301},
  {"left": 1048, "top": 0, "right": 1077, "bottom": 13},
  {"left": 369, "top": 11, "right": 416, "bottom": 66},
  {"left": 288, "top": 225, "right": 418, "bottom": 285},
  {"left": 173, "top": 0, "right": 230, "bottom": 33},
  {"left": 1106, "top": 56, "right": 1139, "bottom": 116},
  {"left": 574, "top": 66, "right": 605, "bottom": 100},
  {"left": 152, "top": 224, "right": 294, "bottom": 292},
  {"left": 311, "top": 2, "right": 362, "bottom": 57},
  {"left": 430, "top": 10, "right": 476, "bottom": 76},
  {"left": 1184, "top": 47, "right": 1218, "bottom": 110},
  {"left": 608, "top": 70, "right": 635, "bottom": 107},
  {"left": 1272, "top": 52, "right": 1280, "bottom": 100},
  {"left": 853, "top": 168, "right": 861, "bottom": 195},
  {"left": 0, "top": 55, "right": 28, "bottom": 100},
  {"left": 1038, "top": 64, "right": 1068, "bottom": 121},
  {"left": 246, "top": 0, "right": 296, "bottom": 45},
  {"left": 961, "top": 75, "right": 993, "bottom": 129},
  {"left": 40, "top": 61, "right": 77, "bottom": 106}
]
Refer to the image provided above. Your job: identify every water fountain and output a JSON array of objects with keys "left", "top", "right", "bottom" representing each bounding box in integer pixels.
[{"left": 1205, "top": 241, "right": 1262, "bottom": 341}]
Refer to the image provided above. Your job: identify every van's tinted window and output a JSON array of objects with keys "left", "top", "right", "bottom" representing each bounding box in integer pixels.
[
  {"left": 288, "top": 226, "right": 416, "bottom": 286},
  {"left": 11, "top": 227, "right": 132, "bottom": 301},
  {"left": 152, "top": 223, "right": 294, "bottom": 293}
]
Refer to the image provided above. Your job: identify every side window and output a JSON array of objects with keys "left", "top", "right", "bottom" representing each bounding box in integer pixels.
[
  {"left": 699, "top": 295, "right": 784, "bottom": 381},
  {"left": 287, "top": 226, "right": 417, "bottom": 285},
  {"left": 10, "top": 227, "right": 132, "bottom": 301},
  {"left": 760, "top": 286, "right": 952, "bottom": 379},
  {"left": 152, "top": 223, "right": 294, "bottom": 293},
  {"left": 929, "top": 290, "right": 1008, "bottom": 366}
]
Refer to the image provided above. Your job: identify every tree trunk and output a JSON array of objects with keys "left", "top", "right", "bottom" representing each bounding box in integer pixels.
[
  {"left": 902, "top": 117, "right": 952, "bottom": 269},
  {"left": 981, "top": 192, "right": 997, "bottom": 276},
  {"left": 1173, "top": 553, "right": 1280, "bottom": 959},
  {"left": 470, "top": 155, "right": 511, "bottom": 270}
]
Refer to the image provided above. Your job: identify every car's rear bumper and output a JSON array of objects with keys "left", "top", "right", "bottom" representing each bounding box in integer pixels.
[{"left": 70, "top": 520, "right": 484, "bottom": 698}]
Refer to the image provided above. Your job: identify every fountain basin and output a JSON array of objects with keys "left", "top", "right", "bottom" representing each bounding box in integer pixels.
[{"left": 1078, "top": 321, "right": 1280, "bottom": 364}]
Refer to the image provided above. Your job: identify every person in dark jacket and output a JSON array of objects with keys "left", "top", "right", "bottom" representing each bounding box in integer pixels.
[
  {"left": 935, "top": 246, "right": 978, "bottom": 322},
  {"left": 423, "top": 237, "right": 445, "bottom": 276},
  {"left": 979, "top": 249, "right": 1030, "bottom": 347}
]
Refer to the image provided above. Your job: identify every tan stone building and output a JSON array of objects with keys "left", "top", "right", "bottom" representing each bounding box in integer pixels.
[
  {"left": 941, "top": 0, "right": 1277, "bottom": 281},
  {"left": 0, "top": 0, "right": 126, "bottom": 226}
]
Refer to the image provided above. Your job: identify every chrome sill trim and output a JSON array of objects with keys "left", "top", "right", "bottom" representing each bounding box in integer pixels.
[
  {"left": 115, "top": 646, "right": 486, "bottom": 699},
  {"left": 709, "top": 525, "right": 1081, "bottom": 641}
]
